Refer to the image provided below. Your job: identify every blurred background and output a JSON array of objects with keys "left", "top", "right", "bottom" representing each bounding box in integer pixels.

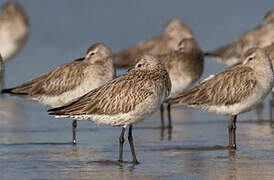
[{"left": 1, "top": 0, "right": 274, "bottom": 179}]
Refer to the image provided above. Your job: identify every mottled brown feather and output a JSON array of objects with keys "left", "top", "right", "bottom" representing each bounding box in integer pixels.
[
  {"left": 5, "top": 59, "right": 88, "bottom": 96},
  {"left": 49, "top": 61, "right": 171, "bottom": 116},
  {"left": 169, "top": 65, "right": 257, "bottom": 106}
]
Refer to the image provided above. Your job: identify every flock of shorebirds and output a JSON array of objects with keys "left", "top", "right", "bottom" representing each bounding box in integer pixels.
[{"left": 0, "top": 2, "right": 274, "bottom": 164}]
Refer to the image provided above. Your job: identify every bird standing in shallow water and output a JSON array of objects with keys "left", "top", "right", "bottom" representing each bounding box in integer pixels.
[
  {"left": 2, "top": 43, "right": 115, "bottom": 145},
  {"left": 205, "top": 10, "right": 274, "bottom": 67},
  {"left": 114, "top": 19, "right": 193, "bottom": 68},
  {"left": 169, "top": 48, "right": 273, "bottom": 149},
  {"left": 157, "top": 37, "right": 204, "bottom": 129},
  {"left": 48, "top": 55, "right": 171, "bottom": 164}
]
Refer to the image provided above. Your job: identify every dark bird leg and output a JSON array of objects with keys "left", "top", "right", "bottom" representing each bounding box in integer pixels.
[
  {"left": 0, "top": 59, "right": 5, "bottom": 93},
  {"left": 167, "top": 104, "right": 172, "bottom": 129},
  {"left": 160, "top": 104, "right": 165, "bottom": 128},
  {"left": 256, "top": 102, "right": 264, "bottom": 120},
  {"left": 128, "top": 125, "right": 139, "bottom": 164},
  {"left": 228, "top": 115, "right": 237, "bottom": 149},
  {"left": 160, "top": 127, "right": 164, "bottom": 140},
  {"left": 270, "top": 92, "right": 274, "bottom": 123},
  {"left": 118, "top": 127, "right": 125, "bottom": 163},
  {"left": 168, "top": 127, "right": 172, "bottom": 141},
  {"left": 72, "top": 120, "right": 77, "bottom": 145}
]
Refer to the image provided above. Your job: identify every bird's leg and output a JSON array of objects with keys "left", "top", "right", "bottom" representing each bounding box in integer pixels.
[
  {"left": 118, "top": 127, "right": 125, "bottom": 163},
  {"left": 228, "top": 115, "right": 237, "bottom": 149},
  {"left": 160, "top": 104, "right": 165, "bottom": 128},
  {"left": 72, "top": 120, "right": 77, "bottom": 145},
  {"left": 256, "top": 102, "right": 264, "bottom": 120},
  {"left": 271, "top": 92, "right": 274, "bottom": 106},
  {"left": 0, "top": 60, "right": 5, "bottom": 93},
  {"left": 160, "top": 127, "right": 164, "bottom": 140},
  {"left": 128, "top": 125, "right": 139, "bottom": 164},
  {"left": 270, "top": 92, "right": 274, "bottom": 123},
  {"left": 167, "top": 104, "right": 172, "bottom": 129},
  {"left": 168, "top": 127, "right": 172, "bottom": 141}
]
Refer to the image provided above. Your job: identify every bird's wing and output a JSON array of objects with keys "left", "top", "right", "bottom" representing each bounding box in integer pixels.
[
  {"left": 3, "top": 58, "right": 87, "bottom": 96},
  {"left": 169, "top": 66, "right": 257, "bottom": 106},
  {"left": 48, "top": 73, "right": 154, "bottom": 116}
]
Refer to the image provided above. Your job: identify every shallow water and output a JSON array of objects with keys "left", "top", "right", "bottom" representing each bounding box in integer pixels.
[{"left": 1, "top": 0, "right": 274, "bottom": 179}]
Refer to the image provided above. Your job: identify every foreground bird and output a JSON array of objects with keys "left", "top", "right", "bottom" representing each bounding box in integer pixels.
[
  {"left": 169, "top": 48, "right": 273, "bottom": 149},
  {"left": 158, "top": 38, "right": 204, "bottom": 128},
  {"left": 0, "top": 2, "right": 29, "bottom": 61},
  {"left": 2, "top": 43, "right": 115, "bottom": 144},
  {"left": 205, "top": 10, "right": 274, "bottom": 67},
  {"left": 48, "top": 55, "right": 171, "bottom": 164},
  {"left": 114, "top": 18, "right": 193, "bottom": 68}
]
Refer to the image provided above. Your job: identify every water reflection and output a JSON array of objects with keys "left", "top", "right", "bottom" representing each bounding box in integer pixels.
[{"left": 0, "top": 96, "right": 26, "bottom": 122}]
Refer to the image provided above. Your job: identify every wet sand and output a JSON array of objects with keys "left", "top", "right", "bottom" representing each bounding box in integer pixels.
[{"left": 0, "top": 97, "right": 274, "bottom": 179}]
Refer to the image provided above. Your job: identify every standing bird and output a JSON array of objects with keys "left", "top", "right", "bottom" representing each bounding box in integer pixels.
[
  {"left": 157, "top": 38, "right": 204, "bottom": 128},
  {"left": 205, "top": 10, "right": 274, "bottom": 67},
  {"left": 169, "top": 48, "right": 273, "bottom": 149},
  {"left": 2, "top": 43, "right": 115, "bottom": 144},
  {"left": 48, "top": 55, "right": 171, "bottom": 164},
  {"left": 114, "top": 19, "right": 193, "bottom": 68},
  {"left": 0, "top": 2, "right": 29, "bottom": 61}
]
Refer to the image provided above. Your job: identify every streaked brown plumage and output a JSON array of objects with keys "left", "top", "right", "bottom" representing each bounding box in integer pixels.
[
  {"left": 205, "top": 10, "right": 274, "bottom": 67},
  {"left": 2, "top": 43, "right": 115, "bottom": 105},
  {"left": 48, "top": 55, "right": 171, "bottom": 164},
  {"left": 157, "top": 38, "right": 204, "bottom": 128},
  {"left": 170, "top": 48, "right": 273, "bottom": 149},
  {"left": 0, "top": 2, "right": 29, "bottom": 61},
  {"left": 2, "top": 43, "right": 115, "bottom": 144},
  {"left": 114, "top": 19, "right": 193, "bottom": 68},
  {"left": 170, "top": 66, "right": 256, "bottom": 107}
]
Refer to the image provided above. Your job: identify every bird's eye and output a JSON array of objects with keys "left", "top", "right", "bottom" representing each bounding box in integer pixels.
[
  {"left": 90, "top": 52, "right": 95, "bottom": 56},
  {"left": 247, "top": 56, "right": 255, "bottom": 61},
  {"left": 137, "top": 64, "right": 142, "bottom": 67}
]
